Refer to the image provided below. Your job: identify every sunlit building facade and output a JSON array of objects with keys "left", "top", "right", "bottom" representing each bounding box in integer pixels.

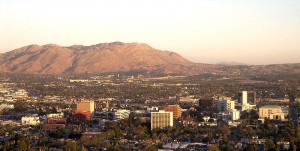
[
  {"left": 77, "top": 100, "right": 95, "bottom": 113},
  {"left": 259, "top": 105, "right": 285, "bottom": 120},
  {"left": 151, "top": 110, "right": 173, "bottom": 130},
  {"left": 163, "top": 105, "right": 182, "bottom": 119}
]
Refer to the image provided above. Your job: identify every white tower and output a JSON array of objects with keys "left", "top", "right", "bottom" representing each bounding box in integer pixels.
[{"left": 241, "top": 91, "right": 248, "bottom": 105}]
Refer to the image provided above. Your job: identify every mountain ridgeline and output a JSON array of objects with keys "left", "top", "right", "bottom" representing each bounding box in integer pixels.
[
  {"left": 0, "top": 42, "right": 300, "bottom": 77},
  {"left": 0, "top": 42, "right": 201, "bottom": 75}
]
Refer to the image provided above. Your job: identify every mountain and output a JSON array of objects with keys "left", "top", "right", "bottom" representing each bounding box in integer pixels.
[
  {"left": 0, "top": 42, "right": 203, "bottom": 75},
  {"left": 1, "top": 42, "right": 300, "bottom": 76}
]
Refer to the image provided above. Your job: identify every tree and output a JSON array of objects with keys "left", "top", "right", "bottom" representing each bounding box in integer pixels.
[
  {"left": 146, "top": 145, "right": 158, "bottom": 151},
  {"left": 208, "top": 144, "right": 220, "bottom": 151},
  {"left": 218, "top": 126, "right": 230, "bottom": 137},
  {"left": 290, "top": 141, "right": 296, "bottom": 151},
  {"left": 49, "top": 127, "right": 66, "bottom": 138},
  {"left": 64, "top": 141, "right": 77, "bottom": 151},
  {"left": 14, "top": 101, "right": 28, "bottom": 112},
  {"left": 16, "top": 140, "right": 28, "bottom": 151},
  {"left": 265, "top": 139, "right": 275, "bottom": 150},
  {"left": 244, "top": 145, "right": 257, "bottom": 151}
]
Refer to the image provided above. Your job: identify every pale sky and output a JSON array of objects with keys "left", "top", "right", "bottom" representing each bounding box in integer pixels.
[{"left": 1, "top": 0, "right": 300, "bottom": 65}]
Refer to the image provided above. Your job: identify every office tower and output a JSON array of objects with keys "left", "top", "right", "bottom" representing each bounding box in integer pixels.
[
  {"left": 238, "top": 91, "right": 256, "bottom": 105},
  {"left": 199, "top": 99, "right": 217, "bottom": 111},
  {"left": 247, "top": 91, "right": 256, "bottom": 105},
  {"left": 238, "top": 91, "right": 248, "bottom": 105},
  {"left": 151, "top": 110, "right": 173, "bottom": 130},
  {"left": 218, "top": 100, "right": 235, "bottom": 112},
  {"left": 163, "top": 105, "right": 182, "bottom": 119},
  {"left": 77, "top": 100, "right": 95, "bottom": 113}
]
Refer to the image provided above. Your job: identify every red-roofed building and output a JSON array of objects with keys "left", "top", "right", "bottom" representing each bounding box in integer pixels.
[
  {"left": 71, "top": 110, "right": 91, "bottom": 124},
  {"left": 47, "top": 118, "right": 67, "bottom": 125}
]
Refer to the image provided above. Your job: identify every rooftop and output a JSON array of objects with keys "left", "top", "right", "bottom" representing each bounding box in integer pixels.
[{"left": 260, "top": 105, "right": 281, "bottom": 109}]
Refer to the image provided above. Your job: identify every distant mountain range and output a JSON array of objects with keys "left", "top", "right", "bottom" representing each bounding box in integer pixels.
[{"left": 0, "top": 42, "right": 300, "bottom": 76}]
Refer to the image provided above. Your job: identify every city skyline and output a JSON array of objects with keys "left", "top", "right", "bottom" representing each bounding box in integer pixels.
[{"left": 1, "top": 0, "right": 300, "bottom": 65}]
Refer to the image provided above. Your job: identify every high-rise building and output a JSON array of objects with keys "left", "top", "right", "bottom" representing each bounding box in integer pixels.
[
  {"left": 77, "top": 100, "right": 95, "bottom": 113},
  {"left": 163, "top": 105, "right": 182, "bottom": 119},
  {"left": 247, "top": 92, "right": 256, "bottom": 105},
  {"left": 151, "top": 110, "right": 173, "bottom": 130},
  {"left": 238, "top": 91, "right": 256, "bottom": 105},
  {"left": 230, "top": 109, "right": 240, "bottom": 121},
  {"left": 218, "top": 100, "right": 235, "bottom": 112},
  {"left": 238, "top": 91, "right": 248, "bottom": 105},
  {"left": 199, "top": 99, "right": 217, "bottom": 111}
]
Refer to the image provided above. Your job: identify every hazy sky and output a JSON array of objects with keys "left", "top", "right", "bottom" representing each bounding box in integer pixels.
[{"left": 1, "top": 0, "right": 300, "bottom": 65}]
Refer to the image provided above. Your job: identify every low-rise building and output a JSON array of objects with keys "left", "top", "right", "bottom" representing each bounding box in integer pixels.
[
  {"left": 22, "top": 114, "right": 40, "bottom": 125},
  {"left": 47, "top": 118, "right": 67, "bottom": 125},
  {"left": 47, "top": 112, "right": 64, "bottom": 118},
  {"left": 147, "top": 106, "right": 159, "bottom": 112},
  {"left": 0, "top": 103, "right": 14, "bottom": 111},
  {"left": 12, "top": 89, "right": 28, "bottom": 99},
  {"left": 71, "top": 110, "right": 91, "bottom": 123},
  {"left": 114, "top": 109, "right": 130, "bottom": 120},
  {"left": 259, "top": 105, "right": 285, "bottom": 121}
]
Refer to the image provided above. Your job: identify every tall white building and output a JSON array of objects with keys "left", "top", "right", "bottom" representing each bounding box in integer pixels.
[
  {"left": 151, "top": 110, "right": 173, "bottom": 130},
  {"left": 240, "top": 91, "right": 248, "bottom": 105},
  {"left": 230, "top": 109, "right": 240, "bottom": 121},
  {"left": 236, "top": 91, "right": 257, "bottom": 111},
  {"left": 230, "top": 101, "right": 235, "bottom": 110},
  {"left": 238, "top": 91, "right": 256, "bottom": 105}
]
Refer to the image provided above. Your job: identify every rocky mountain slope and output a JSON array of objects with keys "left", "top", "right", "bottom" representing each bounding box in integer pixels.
[{"left": 0, "top": 42, "right": 202, "bottom": 75}]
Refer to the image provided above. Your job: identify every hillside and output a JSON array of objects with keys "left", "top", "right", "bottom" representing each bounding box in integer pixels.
[
  {"left": 0, "top": 42, "right": 300, "bottom": 77},
  {"left": 0, "top": 42, "right": 201, "bottom": 75}
]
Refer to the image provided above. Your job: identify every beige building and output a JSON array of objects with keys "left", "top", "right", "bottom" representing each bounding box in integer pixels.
[
  {"left": 151, "top": 110, "right": 173, "bottom": 130},
  {"left": 259, "top": 105, "right": 285, "bottom": 120},
  {"left": 77, "top": 100, "right": 95, "bottom": 113}
]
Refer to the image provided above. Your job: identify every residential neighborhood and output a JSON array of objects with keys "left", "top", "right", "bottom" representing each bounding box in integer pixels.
[{"left": 0, "top": 74, "right": 299, "bottom": 151}]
